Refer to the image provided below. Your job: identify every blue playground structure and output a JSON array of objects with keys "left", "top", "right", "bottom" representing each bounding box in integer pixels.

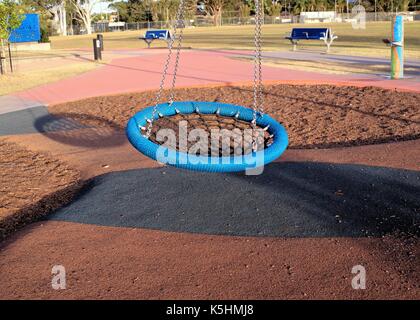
[
  {"left": 126, "top": 102, "right": 288, "bottom": 172},
  {"left": 128, "top": 0, "right": 288, "bottom": 172},
  {"left": 9, "top": 14, "right": 41, "bottom": 43}
]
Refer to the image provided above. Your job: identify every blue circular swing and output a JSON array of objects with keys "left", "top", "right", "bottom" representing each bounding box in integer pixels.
[
  {"left": 126, "top": 0, "right": 288, "bottom": 172},
  {"left": 127, "top": 101, "right": 288, "bottom": 172}
]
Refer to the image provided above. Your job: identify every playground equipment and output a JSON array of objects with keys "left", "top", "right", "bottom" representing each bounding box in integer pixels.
[
  {"left": 126, "top": 0, "right": 288, "bottom": 172},
  {"left": 382, "top": 15, "right": 404, "bottom": 79}
]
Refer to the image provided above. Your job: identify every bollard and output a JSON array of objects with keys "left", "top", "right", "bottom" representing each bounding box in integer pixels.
[
  {"left": 97, "top": 34, "right": 104, "bottom": 51},
  {"left": 93, "top": 38, "right": 102, "bottom": 60},
  {"left": 390, "top": 15, "right": 404, "bottom": 79}
]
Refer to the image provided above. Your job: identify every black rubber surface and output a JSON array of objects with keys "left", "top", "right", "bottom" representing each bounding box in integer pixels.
[{"left": 49, "top": 162, "right": 420, "bottom": 237}]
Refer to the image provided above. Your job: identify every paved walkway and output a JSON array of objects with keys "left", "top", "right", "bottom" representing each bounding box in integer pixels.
[
  {"left": 0, "top": 49, "right": 419, "bottom": 299},
  {"left": 1, "top": 49, "right": 419, "bottom": 115},
  {"left": 259, "top": 50, "right": 420, "bottom": 74}
]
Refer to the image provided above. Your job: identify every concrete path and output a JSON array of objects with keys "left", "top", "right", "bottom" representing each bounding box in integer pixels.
[
  {"left": 0, "top": 49, "right": 419, "bottom": 299},
  {"left": 1, "top": 49, "right": 419, "bottom": 115},
  {"left": 259, "top": 50, "right": 420, "bottom": 75}
]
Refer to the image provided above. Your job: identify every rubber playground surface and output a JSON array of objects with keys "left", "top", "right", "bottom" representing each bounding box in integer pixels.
[{"left": 0, "top": 48, "right": 419, "bottom": 299}]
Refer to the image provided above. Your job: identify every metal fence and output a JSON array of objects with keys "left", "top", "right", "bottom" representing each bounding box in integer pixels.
[{"left": 71, "top": 12, "right": 419, "bottom": 35}]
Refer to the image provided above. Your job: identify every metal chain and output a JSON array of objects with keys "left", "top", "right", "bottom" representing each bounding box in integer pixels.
[
  {"left": 145, "top": 0, "right": 186, "bottom": 138},
  {"left": 168, "top": 1, "right": 186, "bottom": 104},
  {"left": 252, "top": 0, "right": 264, "bottom": 150},
  {"left": 145, "top": 0, "right": 263, "bottom": 142},
  {"left": 252, "top": 0, "right": 264, "bottom": 123},
  {"left": 257, "top": 5, "right": 264, "bottom": 115}
]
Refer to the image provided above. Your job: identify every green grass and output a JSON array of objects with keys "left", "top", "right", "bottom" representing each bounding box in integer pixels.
[{"left": 51, "top": 21, "right": 420, "bottom": 59}]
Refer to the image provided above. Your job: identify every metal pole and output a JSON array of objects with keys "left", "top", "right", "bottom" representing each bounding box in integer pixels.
[
  {"left": 0, "top": 38, "right": 5, "bottom": 75},
  {"left": 390, "top": 15, "right": 404, "bottom": 79},
  {"left": 0, "top": 56, "right": 4, "bottom": 75},
  {"left": 8, "top": 42, "right": 13, "bottom": 73},
  {"left": 374, "top": 0, "right": 377, "bottom": 21}
]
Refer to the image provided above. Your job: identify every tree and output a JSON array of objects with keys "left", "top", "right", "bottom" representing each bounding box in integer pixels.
[
  {"left": 204, "top": 0, "right": 226, "bottom": 26},
  {"left": 292, "top": 0, "right": 307, "bottom": 14},
  {"left": 0, "top": 0, "right": 24, "bottom": 40},
  {"left": 0, "top": 0, "right": 24, "bottom": 74},
  {"left": 238, "top": 3, "right": 251, "bottom": 17},
  {"left": 51, "top": 0, "right": 67, "bottom": 36},
  {"left": 108, "top": 1, "right": 130, "bottom": 22},
  {"left": 69, "top": 0, "right": 96, "bottom": 34},
  {"left": 22, "top": 0, "right": 67, "bottom": 36},
  {"left": 265, "top": 0, "right": 282, "bottom": 17}
]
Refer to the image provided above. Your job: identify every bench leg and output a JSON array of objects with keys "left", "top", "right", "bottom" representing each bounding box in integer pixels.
[
  {"left": 143, "top": 39, "right": 151, "bottom": 48},
  {"left": 323, "top": 34, "right": 337, "bottom": 54}
]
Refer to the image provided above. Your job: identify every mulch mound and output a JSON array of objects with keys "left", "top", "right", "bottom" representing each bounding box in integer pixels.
[
  {"left": 49, "top": 84, "right": 420, "bottom": 149},
  {"left": 0, "top": 139, "right": 82, "bottom": 241}
]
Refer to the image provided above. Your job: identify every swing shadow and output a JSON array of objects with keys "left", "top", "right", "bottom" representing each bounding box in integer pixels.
[
  {"left": 34, "top": 112, "right": 125, "bottom": 148},
  {"left": 48, "top": 161, "right": 420, "bottom": 238}
]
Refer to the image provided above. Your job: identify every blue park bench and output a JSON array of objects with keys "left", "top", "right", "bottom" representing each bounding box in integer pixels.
[
  {"left": 285, "top": 28, "right": 338, "bottom": 53},
  {"left": 139, "top": 30, "right": 174, "bottom": 48}
]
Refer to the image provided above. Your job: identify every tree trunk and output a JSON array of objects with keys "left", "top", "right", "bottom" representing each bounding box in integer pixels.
[
  {"left": 84, "top": 14, "right": 92, "bottom": 34},
  {"left": 60, "top": 2, "right": 67, "bottom": 36},
  {"left": 50, "top": 1, "right": 68, "bottom": 36},
  {"left": 214, "top": 7, "right": 222, "bottom": 26}
]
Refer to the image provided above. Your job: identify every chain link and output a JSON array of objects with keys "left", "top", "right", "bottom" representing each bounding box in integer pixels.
[
  {"left": 252, "top": 0, "right": 264, "bottom": 150},
  {"left": 168, "top": 4, "right": 186, "bottom": 104},
  {"left": 145, "top": 0, "right": 186, "bottom": 138},
  {"left": 252, "top": 0, "right": 264, "bottom": 118},
  {"left": 145, "top": 0, "right": 263, "bottom": 142}
]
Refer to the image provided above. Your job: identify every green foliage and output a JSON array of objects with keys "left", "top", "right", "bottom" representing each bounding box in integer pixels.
[
  {"left": 108, "top": 0, "right": 419, "bottom": 25},
  {"left": 0, "top": 0, "right": 25, "bottom": 40},
  {"left": 18, "top": 0, "right": 420, "bottom": 36},
  {"left": 265, "top": 0, "right": 281, "bottom": 16},
  {"left": 40, "top": 23, "right": 50, "bottom": 42}
]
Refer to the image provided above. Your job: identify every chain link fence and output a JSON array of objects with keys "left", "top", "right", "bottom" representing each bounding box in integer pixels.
[{"left": 68, "top": 12, "right": 420, "bottom": 35}]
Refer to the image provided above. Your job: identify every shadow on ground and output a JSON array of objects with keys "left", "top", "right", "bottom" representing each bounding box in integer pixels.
[
  {"left": 49, "top": 162, "right": 420, "bottom": 237},
  {"left": 34, "top": 112, "right": 125, "bottom": 148}
]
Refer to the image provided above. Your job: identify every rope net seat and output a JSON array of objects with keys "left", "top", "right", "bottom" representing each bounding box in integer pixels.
[
  {"left": 126, "top": 0, "right": 288, "bottom": 172},
  {"left": 148, "top": 109, "right": 274, "bottom": 156}
]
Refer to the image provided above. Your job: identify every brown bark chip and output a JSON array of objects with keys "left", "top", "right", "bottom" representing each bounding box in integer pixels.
[
  {"left": 0, "top": 139, "right": 82, "bottom": 240},
  {"left": 0, "top": 222, "right": 418, "bottom": 300},
  {"left": 50, "top": 84, "right": 420, "bottom": 149}
]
